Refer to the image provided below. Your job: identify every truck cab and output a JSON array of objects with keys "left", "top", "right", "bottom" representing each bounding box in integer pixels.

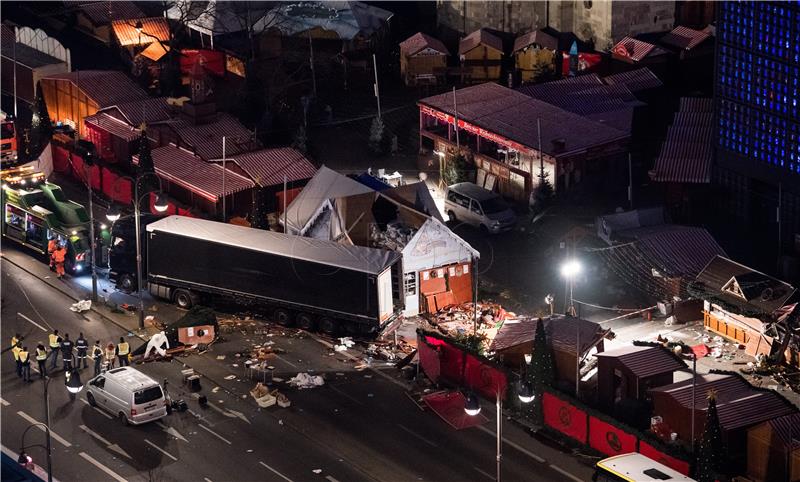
[{"left": 108, "top": 213, "right": 163, "bottom": 291}]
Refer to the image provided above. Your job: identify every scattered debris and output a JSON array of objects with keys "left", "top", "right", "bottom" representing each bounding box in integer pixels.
[
  {"left": 250, "top": 383, "right": 276, "bottom": 408},
  {"left": 288, "top": 372, "right": 324, "bottom": 389},
  {"left": 70, "top": 300, "right": 92, "bottom": 312},
  {"left": 224, "top": 375, "right": 236, "bottom": 380}
]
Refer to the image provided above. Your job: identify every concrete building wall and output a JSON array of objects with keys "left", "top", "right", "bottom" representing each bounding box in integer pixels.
[{"left": 436, "top": 0, "right": 548, "bottom": 37}]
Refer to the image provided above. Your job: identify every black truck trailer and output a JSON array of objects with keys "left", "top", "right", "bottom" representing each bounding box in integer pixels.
[{"left": 144, "top": 216, "right": 403, "bottom": 335}]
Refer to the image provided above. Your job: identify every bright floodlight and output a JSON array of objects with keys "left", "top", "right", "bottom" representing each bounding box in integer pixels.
[
  {"left": 560, "top": 260, "right": 582, "bottom": 279},
  {"left": 153, "top": 193, "right": 169, "bottom": 213},
  {"left": 518, "top": 382, "right": 535, "bottom": 404},
  {"left": 464, "top": 392, "right": 481, "bottom": 416},
  {"left": 106, "top": 206, "right": 121, "bottom": 222}
]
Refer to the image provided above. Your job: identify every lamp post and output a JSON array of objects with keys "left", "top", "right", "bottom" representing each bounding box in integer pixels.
[
  {"left": 560, "top": 259, "right": 581, "bottom": 316},
  {"left": 106, "top": 173, "right": 169, "bottom": 330},
  {"left": 464, "top": 385, "right": 534, "bottom": 482}
]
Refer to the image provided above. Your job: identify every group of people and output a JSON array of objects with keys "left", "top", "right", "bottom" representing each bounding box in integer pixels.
[
  {"left": 47, "top": 236, "right": 68, "bottom": 279},
  {"left": 11, "top": 330, "right": 133, "bottom": 382}
]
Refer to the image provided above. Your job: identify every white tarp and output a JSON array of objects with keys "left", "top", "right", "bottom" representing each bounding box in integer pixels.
[
  {"left": 22, "top": 143, "right": 53, "bottom": 178},
  {"left": 402, "top": 218, "right": 479, "bottom": 273},
  {"left": 147, "top": 215, "right": 400, "bottom": 275}
]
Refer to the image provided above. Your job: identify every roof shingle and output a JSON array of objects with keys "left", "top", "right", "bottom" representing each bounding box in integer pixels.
[
  {"left": 112, "top": 17, "right": 170, "bottom": 47},
  {"left": 595, "top": 344, "right": 686, "bottom": 378},
  {"left": 227, "top": 147, "right": 316, "bottom": 187},
  {"left": 661, "top": 26, "right": 711, "bottom": 51},
  {"left": 651, "top": 97, "right": 713, "bottom": 184},
  {"left": 400, "top": 32, "right": 448, "bottom": 56},
  {"left": 42, "top": 70, "right": 147, "bottom": 107},
  {"left": 459, "top": 29, "right": 503, "bottom": 55},
  {"left": 513, "top": 30, "right": 558, "bottom": 52}
]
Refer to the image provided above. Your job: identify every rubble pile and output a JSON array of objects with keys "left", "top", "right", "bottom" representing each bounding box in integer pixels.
[
  {"left": 370, "top": 222, "right": 417, "bottom": 252},
  {"left": 429, "top": 301, "right": 517, "bottom": 337}
]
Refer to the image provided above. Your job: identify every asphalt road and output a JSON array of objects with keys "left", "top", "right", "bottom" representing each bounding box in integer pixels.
[{"left": 1, "top": 247, "right": 595, "bottom": 482}]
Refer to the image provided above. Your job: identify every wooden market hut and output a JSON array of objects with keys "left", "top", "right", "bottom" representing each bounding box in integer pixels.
[
  {"left": 399, "top": 32, "right": 449, "bottom": 86},
  {"left": 746, "top": 413, "right": 800, "bottom": 482},
  {"left": 458, "top": 29, "right": 503, "bottom": 83},
  {"left": 513, "top": 30, "right": 557, "bottom": 83}
]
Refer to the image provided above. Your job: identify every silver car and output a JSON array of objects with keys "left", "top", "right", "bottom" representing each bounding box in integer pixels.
[
  {"left": 86, "top": 367, "right": 168, "bottom": 425},
  {"left": 445, "top": 182, "right": 517, "bottom": 233}
]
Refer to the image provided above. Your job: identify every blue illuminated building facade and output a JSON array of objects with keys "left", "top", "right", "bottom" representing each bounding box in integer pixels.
[{"left": 714, "top": 1, "right": 800, "bottom": 272}]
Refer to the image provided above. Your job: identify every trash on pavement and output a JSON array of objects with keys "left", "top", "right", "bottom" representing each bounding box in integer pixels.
[
  {"left": 250, "top": 383, "right": 276, "bottom": 408},
  {"left": 288, "top": 372, "right": 324, "bottom": 389},
  {"left": 70, "top": 300, "right": 92, "bottom": 312}
]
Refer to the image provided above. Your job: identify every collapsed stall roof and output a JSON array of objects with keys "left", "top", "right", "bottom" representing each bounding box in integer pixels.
[
  {"left": 147, "top": 215, "right": 401, "bottom": 275},
  {"left": 491, "top": 315, "right": 610, "bottom": 356}
]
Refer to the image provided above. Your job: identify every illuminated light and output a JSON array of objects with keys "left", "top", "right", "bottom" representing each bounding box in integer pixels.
[
  {"left": 71, "top": 230, "right": 77, "bottom": 235},
  {"left": 560, "top": 259, "right": 582, "bottom": 279},
  {"left": 100, "top": 223, "right": 108, "bottom": 230},
  {"left": 464, "top": 392, "right": 481, "bottom": 416}
]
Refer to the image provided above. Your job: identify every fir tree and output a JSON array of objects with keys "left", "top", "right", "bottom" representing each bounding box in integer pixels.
[
  {"left": 527, "top": 318, "right": 555, "bottom": 424},
  {"left": 442, "top": 153, "right": 469, "bottom": 186},
  {"left": 368, "top": 116, "right": 386, "bottom": 155},
  {"left": 28, "top": 85, "right": 52, "bottom": 160},
  {"left": 292, "top": 125, "right": 308, "bottom": 154},
  {"left": 250, "top": 185, "right": 269, "bottom": 230},
  {"left": 532, "top": 169, "right": 554, "bottom": 212},
  {"left": 695, "top": 390, "right": 725, "bottom": 482},
  {"left": 135, "top": 127, "right": 157, "bottom": 209}
]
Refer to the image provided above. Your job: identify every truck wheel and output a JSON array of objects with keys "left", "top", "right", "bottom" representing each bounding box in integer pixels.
[
  {"left": 296, "top": 313, "right": 316, "bottom": 331},
  {"left": 319, "top": 317, "right": 337, "bottom": 335},
  {"left": 118, "top": 274, "right": 136, "bottom": 293},
  {"left": 173, "top": 289, "right": 195, "bottom": 309},
  {"left": 274, "top": 308, "right": 292, "bottom": 326},
  {"left": 344, "top": 321, "right": 359, "bottom": 335}
]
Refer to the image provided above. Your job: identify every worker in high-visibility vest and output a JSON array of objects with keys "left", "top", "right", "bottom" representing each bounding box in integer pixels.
[
  {"left": 53, "top": 244, "right": 67, "bottom": 279},
  {"left": 47, "top": 329, "right": 62, "bottom": 370},
  {"left": 35, "top": 343, "right": 48, "bottom": 378},
  {"left": 19, "top": 346, "right": 31, "bottom": 382},
  {"left": 11, "top": 342, "right": 22, "bottom": 378},
  {"left": 47, "top": 237, "right": 58, "bottom": 270},
  {"left": 10, "top": 333, "right": 21, "bottom": 349},
  {"left": 91, "top": 341, "right": 103, "bottom": 376},
  {"left": 116, "top": 337, "right": 130, "bottom": 367}
]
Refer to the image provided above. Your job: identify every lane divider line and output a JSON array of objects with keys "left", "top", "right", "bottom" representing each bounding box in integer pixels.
[
  {"left": 259, "top": 461, "right": 294, "bottom": 482},
  {"left": 325, "top": 476, "right": 341, "bottom": 482},
  {"left": 144, "top": 439, "right": 178, "bottom": 461},
  {"left": 198, "top": 424, "right": 232, "bottom": 445},
  {"left": 476, "top": 425, "right": 545, "bottom": 463},
  {"left": 79, "top": 452, "right": 128, "bottom": 482},
  {"left": 18, "top": 312, "right": 48, "bottom": 332},
  {"left": 396, "top": 423, "right": 438, "bottom": 447},
  {"left": 549, "top": 464, "right": 584, "bottom": 482},
  {"left": 473, "top": 466, "right": 495, "bottom": 480},
  {"left": 1, "top": 398, "right": 9, "bottom": 406},
  {"left": 79, "top": 398, "right": 113, "bottom": 419},
  {"left": 17, "top": 411, "right": 71, "bottom": 447},
  {"left": 79, "top": 425, "right": 112, "bottom": 445}
]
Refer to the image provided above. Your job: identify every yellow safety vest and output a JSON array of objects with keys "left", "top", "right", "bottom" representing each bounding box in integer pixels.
[
  {"left": 12, "top": 346, "right": 21, "bottom": 361},
  {"left": 19, "top": 351, "right": 29, "bottom": 363},
  {"left": 49, "top": 334, "right": 60, "bottom": 348},
  {"left": 117, "top": 342, "right": 130, "bottom": 355},
  {"left": 36, "top": 348, "right": 47, "bottom": 361},
  {"left": 11, "top": 336, "right": 18, "bottom": 348},
  {"left": 92, "top": 347, "right": 103, "bottom": 359}
]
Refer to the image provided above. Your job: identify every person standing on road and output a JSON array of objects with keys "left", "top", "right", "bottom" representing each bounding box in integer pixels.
[
  {"left": 53, "top": 244, "right": 67, "bottom": 279},
  {"left": 47, "top": 329, "right": 62, "bottom": 370},
  {"left": 10, "top": 333, "right": 22, "bottom": 349},
  {"left": 116, "top": 337, "right": 130, "bottom": 367},
  {"left": 76, "top": 333, "right": 88, "bottom": 369},
  {"left": 60, "top": 334, "right": 74, "bottom": 371},
  {"left": 47, "top": 237, "right": 58, "bottom": 270},
  {"left": 35, "top": 343, "right": 47, "bottom": 378},
  {"left": 19, "top": 346, "right": 31, "bottom": 382},
  {"left": 105, "top": 342, "right": 116, "bottom": 370},
  {"left": 91, "top": 341, "right": 103, "bottom": 376},
  {"left": 12, "top": 342, "right": 23, "bottom": 378}
]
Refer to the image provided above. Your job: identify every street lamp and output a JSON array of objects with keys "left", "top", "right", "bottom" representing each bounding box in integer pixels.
[
  {"left": 65, "top": 368, "right": 83, "bottom": 394},
  {"left": 19, "top": 375, "right": 67, "bottom": 482},
  {"left": 560, "top": 259, "right": 582, "bottom": 316},
  {"left": 107, "top": 173, "right": 169, "bottom": 330},
  {"left": 464, "top": 387, "right": 533, "bottom": 482}
]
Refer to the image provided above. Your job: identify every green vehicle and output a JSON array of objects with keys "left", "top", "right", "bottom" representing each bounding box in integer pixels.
[{"left": 1, "top": 168, "right": 91, "bottom": 274}]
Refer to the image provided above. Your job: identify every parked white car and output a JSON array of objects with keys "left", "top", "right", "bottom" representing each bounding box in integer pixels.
[
  {"left": 445, "top": 182, "right": 517, "bottom": 233},
  {"left": 86, "top": 367, "right": 168, "bottom": 425}
]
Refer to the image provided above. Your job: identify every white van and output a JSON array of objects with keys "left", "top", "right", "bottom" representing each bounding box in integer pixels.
[
  {"left": 86, "top": 367, "right": 168, "bottom": 425},
  {"left": 445, "top": 182, "right": 517, "bottom": 233}
]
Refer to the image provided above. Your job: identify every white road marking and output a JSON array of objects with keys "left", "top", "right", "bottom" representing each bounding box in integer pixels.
[
  {"left": 199, "top": 423, "right": 232, "bottom": 445},
  {"left": 473, "top": 466, "right": 495, "bottom": 480},
  {"left": 0, "top": 398, "right": 9, "bottom": 406},
  {"left": 329, "top": 385, "right": 365, "bottom": 406},
  {"left": 549, "top": 464, "right": 584, "bottom": 482},
  {"left": 80, "top": 424, "right": 112, "bottom": 445},
  {"left": 204, "top": 478, "right": 213, "bottom": 482},
  {"left": 308, "top": 333, "right": 405, "bottom": 388},
  {"left": 17, "top": 411, "right": 71, "bottom": 447},
  {"left": 476, "top": 425, "right": 545, "bottom": 463},
  {"left": 79, "top": 398, "right": 113, "bottom": 419},
  {"left": 396, "top": 423, "right": 438, "bottom": 447},
  {"left": 18, "top": 312, "right": 47, "bottom": 332},
  {"left": 325, "top": 476, "right": 341, "bottom": 482},
  {"left": 79, "top": 424, "right": 131, "bottom": 459},
  {"left": 156, "top": 422, "right": 189, "bottom": 442},
  {"left": 259, "top": 461, "right": 294, "bottom": 482},
  {"left": 144, "top": 438, "right": 178, "bottom": 461},
  {"left": 79, "top": 452, "right": 128, "bottom": 482},
  {"left": 275, "top": 354, "right": 299, "bottom": 369}
]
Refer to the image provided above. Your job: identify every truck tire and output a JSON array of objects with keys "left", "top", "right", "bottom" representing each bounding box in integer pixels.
[
  {"left": 173, "top": 289, "right": 195, "bottom": 309},
  {"left": 319, "top": 317, "right": 337, "bottom": 335},
  {"left": 343, "top": 321, "right": 359, "bottom": 335},
  {"left": 274, "top": 308, "right": 292, "bottom": 326},
  {"left": 118, "top": 274, "right": 136, "bottom": 293},
  {"left": 296, "top": 313, "right": 316, "bottom": 331}
]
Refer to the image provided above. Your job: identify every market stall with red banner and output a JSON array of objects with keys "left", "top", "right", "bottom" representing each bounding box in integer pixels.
[
  {"left": 542, "top": 392, "right": 588, "bottom": 443},
  {"left": 639, "top": 440, "right": 691, "bottom": 476},
  {"left": 589, "top": 416, "right": 638, "bottom": 457}
]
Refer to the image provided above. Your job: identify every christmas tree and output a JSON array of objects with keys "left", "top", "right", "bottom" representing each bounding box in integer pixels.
[
  {"left": 250, "top": 185, "right": 269, "bottom": 230},
  {"left": 28, "top": 85, "right": 52, "bottom": 160},
  {"left": 135, "top": 127, "right": 157, "bottom": 210},
  {"left": 527, "top": 318, "right": 555, "bottom": 424},
  {"left": 695, "top": 390, "right": 725, "bottom": 482},
  {"left": 368, "top": 116, "right": 385, "bottom": 155}
]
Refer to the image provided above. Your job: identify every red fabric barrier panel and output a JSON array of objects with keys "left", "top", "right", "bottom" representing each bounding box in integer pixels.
[
  {"left": 422, "top": 335, "right": 508, "bottom": 401},
  {"left": 90, "top": 165, "right": 101, "bottom": 191},
  {"left": 417, "top": 336, "right": 441, "bottom": 383},
  {"left": 177, "top": 208, "right": 194, "bottom": 218},
  {"left": 101, "top": 167, "right": 117, "bottom": 200},
  {"left": 639, "top": 441, "right": 691, "bottom": 476},
  {"left": 111, "top": 177, "right": 132, "bottom": 205},
  {"left": 70, "top": 153, "right": 84, "bottom": 181},
  {"left": 543, "top": 392, "right": 588, "bottom": 443},
  {"left": 589, "top": 416, "right": 637, "bottom": 457},
  {"left": 53, "top": 146, "right": 70, "bottom": 173}
]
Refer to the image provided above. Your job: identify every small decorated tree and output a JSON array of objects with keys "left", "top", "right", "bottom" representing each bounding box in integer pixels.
[
  {"left": 531, "top": 169, "right": 554, "bottom": 212},
  {"left": 527, "top": 318, "right": 555, "bottom": 424},
  {"left": 250, "top": 184, "right": 269, "bottom": 230},
  {"left": 442, "top": 153, "right": 470, "bottom": 186},
  {"left": 695, "top": 390, "right": 725, "bottom": 482},
  {"left": 368, "top": 116, "right": 386, "bottom": 155},
  {"left": 135, "top": 127, "right": 157, "bottom": 209},
  {"left": 28, "top": 86, "right": 53, "bottom": 160}
]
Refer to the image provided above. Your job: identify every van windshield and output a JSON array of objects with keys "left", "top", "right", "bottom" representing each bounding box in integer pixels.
[
  {"left": 134, "top": 386, "right": 163, "bottom": 405},
  {"left": 480, "top": 197, "right": 509, "bottom": 214}
]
